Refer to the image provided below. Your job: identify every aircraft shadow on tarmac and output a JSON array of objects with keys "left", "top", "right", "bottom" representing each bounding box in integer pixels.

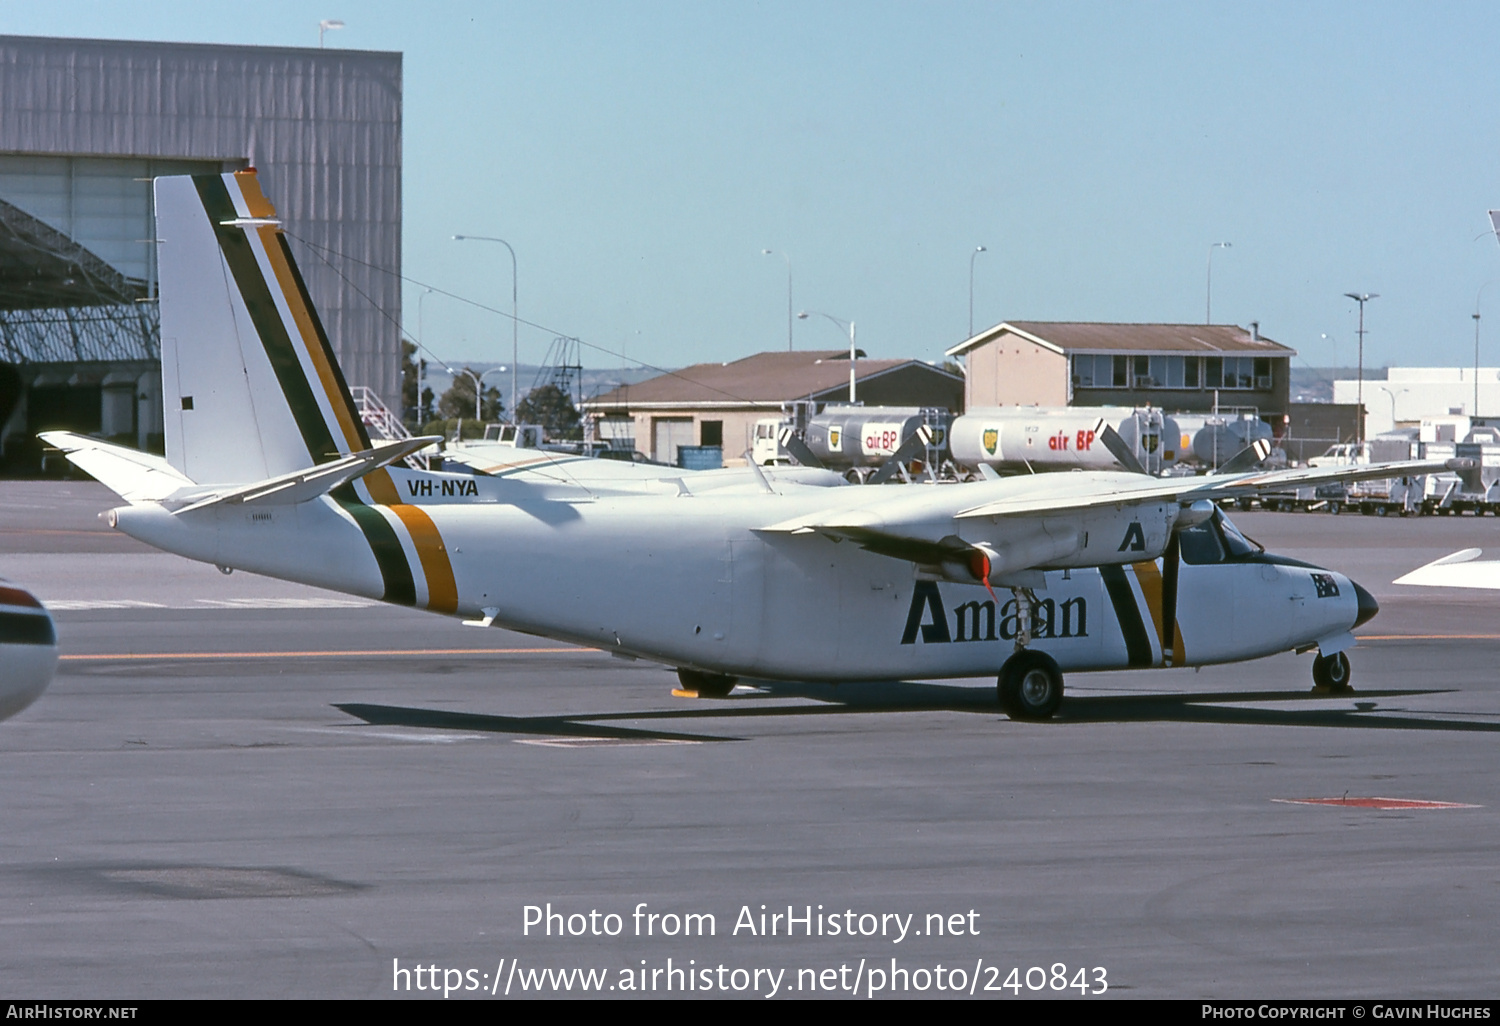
[{"left": 336, "top": 682, "right": 1496, "bottom": 744}]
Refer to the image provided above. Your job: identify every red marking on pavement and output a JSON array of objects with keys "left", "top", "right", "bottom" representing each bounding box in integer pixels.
[
  {"left": 60, "top": 647, "right": 592, "bottom": 661},
  {"left": 1272, "top": 797, "right": 1480, "bottom": 810}
]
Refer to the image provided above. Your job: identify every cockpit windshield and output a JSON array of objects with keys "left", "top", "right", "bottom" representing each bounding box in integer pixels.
[
  {"left": 1177, "top": 508, "right": 1265, "bottom": 564},
  {"left": 1216, "top": 511, "right": 1263, "bottom": 557}
]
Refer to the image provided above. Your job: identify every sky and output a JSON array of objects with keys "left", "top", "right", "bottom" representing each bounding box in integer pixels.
[{"left": 6, "top": 1, "right": 1500, "bottom": 378}]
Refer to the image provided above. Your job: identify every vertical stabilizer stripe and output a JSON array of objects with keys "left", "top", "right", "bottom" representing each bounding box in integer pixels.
[
  {"left": 194, "top": 175, "right": 339, "bottom": 465},
  {"left": 388, "top": 506, "right": 458, "bottom": 613},
  {"left": 271, "top": 231, "right": 374, "bottom": 452},
  {"left": 1100, "top": 564, "right": 1154, "bottom": 667}
]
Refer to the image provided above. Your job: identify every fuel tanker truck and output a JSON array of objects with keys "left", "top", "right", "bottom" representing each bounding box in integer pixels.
[
  {"left": 752, "top": 405, "right": 949, "bottom": 481},
  {"left": 949, "top": 407, "right": 1181, "bottom": 475}
]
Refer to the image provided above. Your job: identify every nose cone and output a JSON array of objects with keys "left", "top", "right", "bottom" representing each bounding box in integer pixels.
[
  {"left": 1352, "top": 579, "right": 1380, "bottom": 629},
  {"left": 0, "top": 582, "right": 58, "bottom": 721}
]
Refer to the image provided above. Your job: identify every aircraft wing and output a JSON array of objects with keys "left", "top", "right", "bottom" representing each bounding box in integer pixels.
[
  {"left": 954, "top": 457, "right": 1459, "bottom": 519},
  {"left": 756, "top": 456, "right": 1463, "bottom": 584},
  {"left": 1394, "top": 548, "right": 1500, "bottom": 589}
]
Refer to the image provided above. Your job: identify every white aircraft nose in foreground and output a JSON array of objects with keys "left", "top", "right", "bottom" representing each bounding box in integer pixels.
[
  {"left": 43, "top": 172, "right": 1454, "bottom": 719},
  {"left": 0, "top": 581, "right": 58, "bottom": 721}
]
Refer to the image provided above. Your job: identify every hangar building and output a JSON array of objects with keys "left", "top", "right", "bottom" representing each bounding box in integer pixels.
[{"left": 0, "top": 34, "right": 401, "bottom": 472}]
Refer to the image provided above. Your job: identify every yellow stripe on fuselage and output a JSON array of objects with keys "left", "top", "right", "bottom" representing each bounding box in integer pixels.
[
  {"left": 387, "top": 503, "right": 459, "bottom": 614},
  {"left": 1131, "top": 560, "right": 1184, "bottom": 666}
]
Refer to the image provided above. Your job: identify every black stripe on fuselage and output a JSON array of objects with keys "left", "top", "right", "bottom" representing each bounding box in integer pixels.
[
  {"left": 332, "top": 485, "right": 416, "bottom": 606},
  {"left": 1099, "top": 564, "right": 1154, "bottom": 668},
  {"left": 193, "top": 175, "right": 339, "bottom": 466},
  {"left": 0, "top": 611, "right": 56, "bottom": 646}
]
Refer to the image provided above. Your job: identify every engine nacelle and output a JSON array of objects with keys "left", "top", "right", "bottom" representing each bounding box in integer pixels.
[{"left": 959, "top": 502, "right": 1177, "bottom": 575}]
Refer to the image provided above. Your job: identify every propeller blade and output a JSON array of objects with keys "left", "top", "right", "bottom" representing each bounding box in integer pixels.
[
  {"left": 1217, "top": 438, "right": 1273, "bottom": 475},
  {"left": 1099, "top": 424, "right": 1148, "bottom": 475},
  {"left": 777, "top": 427, "right": 825, "bottom": 469}
]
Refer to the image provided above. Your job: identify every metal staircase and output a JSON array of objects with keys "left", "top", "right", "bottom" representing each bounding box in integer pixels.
[{"left": 350, "top": 386, "right": 431, "bottom": 469}]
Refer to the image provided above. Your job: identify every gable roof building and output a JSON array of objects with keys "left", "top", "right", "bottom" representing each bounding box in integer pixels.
[
  {"left": 946, "top": 321, "right": 1296, "bottom": 417},
  {"left": 583, "top": 349, "right": 963, "bottom": 465}
]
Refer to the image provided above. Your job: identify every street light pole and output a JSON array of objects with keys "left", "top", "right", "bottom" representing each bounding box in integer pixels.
[
  {"left": 1475, "top": 280, "right": 1499, "bottom": 418},
  {"left": 798, "top": 310, "right": 857, "bottom": 403},
  {"left": 762, "top": 250, "right": 792, "bottom": 351},
  {"left": 447, "top": 366, "right": 508, "bottom": 424},
  {"left": 416, "top": 287, "right": 435, "bottom": 424},
  {"left": 319, "top": 19, "right": 344, "bottom": 47},
  {"left": 969, "top": 245, "right": 987, "bottom": 339},
  {"left": 1206, "top": 242, "right": 1231, "bottom": 324},
  {"left": 454, "top": 235, "right": 519, "bottom": 419},
  {"left": 1343, "top": 292, "right": 1378, "bottom": 446}
]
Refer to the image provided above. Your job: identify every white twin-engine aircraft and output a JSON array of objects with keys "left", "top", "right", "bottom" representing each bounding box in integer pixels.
[{"left": 42, "top": 172, "right": 1461, "bottom": 720}]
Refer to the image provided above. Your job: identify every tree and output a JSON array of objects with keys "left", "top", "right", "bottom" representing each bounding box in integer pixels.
[
  {"left": 437, "top": 367, "right": 503, "bottom": 422},
  {"left": 515, "top": 383, "right": 581, "bottom": 439}
]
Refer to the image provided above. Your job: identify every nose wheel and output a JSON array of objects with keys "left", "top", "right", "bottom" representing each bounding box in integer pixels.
[
  {"left": 997, "top": 650, "right": 1065, "bottom": 720},
  {"left": 1311, "top": 651, "right": 1353, "bottom": 694},
  {"left": 674, "top": 668, "right": 738, "bottom": 698}
]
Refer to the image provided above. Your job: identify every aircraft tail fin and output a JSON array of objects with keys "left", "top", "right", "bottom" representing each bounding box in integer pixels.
[{"left": 155, "top": 171, "right": 374, "bottom": 486}]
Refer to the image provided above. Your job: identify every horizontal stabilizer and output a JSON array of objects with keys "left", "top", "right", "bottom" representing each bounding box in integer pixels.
[
  {"left": 40, "top": 431, "right": 197, "bottom": 503},
  {"left": 172, "top": 436, "right": 442, "bottom": 514}
]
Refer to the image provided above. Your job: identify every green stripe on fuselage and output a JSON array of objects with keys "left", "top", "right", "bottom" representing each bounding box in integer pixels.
[{"left": 333, "top": 486, "right": 416, "bottom": 606}]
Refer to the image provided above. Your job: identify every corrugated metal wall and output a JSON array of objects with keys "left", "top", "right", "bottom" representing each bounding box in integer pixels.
[{"left": 0, "top": 35, "right": 402, "bottom": 406}]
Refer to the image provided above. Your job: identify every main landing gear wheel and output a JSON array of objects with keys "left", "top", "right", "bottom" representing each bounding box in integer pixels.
[
  {"left": 1311, "top": 651, "right": 1353, "bottom": 694},
  {"left": 675, "top": 668, "right": 738, "bottom": 698},
  {"left": 997, "top": 650, "right": 1064, "bottom": 721}
]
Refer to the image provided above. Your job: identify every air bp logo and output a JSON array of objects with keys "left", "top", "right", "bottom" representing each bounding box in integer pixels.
[
  {"left": 829, "top": 427, "right": 842, "bottom": 450},
  {"left": 982, "top": 428, "right": 998, "bottom": 455}
]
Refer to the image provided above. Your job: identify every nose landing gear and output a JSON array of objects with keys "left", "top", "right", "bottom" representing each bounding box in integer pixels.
[{"left": 1311, "top": 651, "right": 1353, "bottom": 694}]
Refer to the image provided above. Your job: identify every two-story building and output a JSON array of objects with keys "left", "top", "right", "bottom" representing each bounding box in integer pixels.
[{"left": 946, "top": 321, "right": 1295, "bottom": 420}]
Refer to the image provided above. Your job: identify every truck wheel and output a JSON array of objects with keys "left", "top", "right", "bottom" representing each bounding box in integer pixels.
[
  {"left": 997, "top": 650, "right": 1064, "bottom": 721},
  {"left": 1327, "top": 501, "right": 1341, "bottom": 515}
]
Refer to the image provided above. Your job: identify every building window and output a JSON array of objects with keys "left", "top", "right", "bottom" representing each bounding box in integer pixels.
[
  {"left": 700, "top": 420, "right": 723, "bottom": 446},
  {"left": 1070, "top": 352, "right": 1275, "bottom": 391}
]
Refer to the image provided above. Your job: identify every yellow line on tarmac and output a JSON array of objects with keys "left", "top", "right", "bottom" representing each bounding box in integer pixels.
[{"left": 60, "top": 647, "right": 593, "bottom": 662}]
